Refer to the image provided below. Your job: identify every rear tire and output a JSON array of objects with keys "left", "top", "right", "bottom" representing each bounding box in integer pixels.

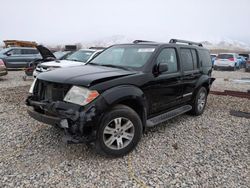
[
  {"left": 189, "top": 87, "right": 208, "bottom": 116},
  {"left": 95, "top": 105, "right": 143, "bottom": 157}
]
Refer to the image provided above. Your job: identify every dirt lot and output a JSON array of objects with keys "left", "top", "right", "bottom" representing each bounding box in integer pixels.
[
  {"left": 211, "top": 69, "right": 250, "bottom": 92},
  {"left": 0, "top": 71, "right": 249, "bottom": 187}
]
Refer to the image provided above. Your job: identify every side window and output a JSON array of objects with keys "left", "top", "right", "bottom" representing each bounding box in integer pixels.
[
  {"left": 21, "top": 49, "right": 29, "bottom": 54},
  {"left": 180, "top": 48, "right": 193, "bottom": 71},
  {"left": 191, "top": 49, "right": 198, "bottom": 69},
  {"left": 30, "top": 49, "right": 39, "bottom": 54},
  {"left": 199, "top": 50, "right": 212, "bottom": 67},
  {"left": 10, "top": 49, "right": 22, "bottom": 55},
  {"left": 156, "top": 48, "right": 178, "bottom": 73},
  {"left": 21, "top": 49, "right": 38, "bottom": 54}
]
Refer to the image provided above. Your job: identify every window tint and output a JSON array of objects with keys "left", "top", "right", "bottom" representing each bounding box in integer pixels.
[
  {"left": 156, "top": 48, "right": 178, "bottom": 73},
  {"left": 180, "top": 48, "right": 193, "bottom": 71},
  {"left": 191, "top": 49, "right": 198, "bottom": 69},
  {"left": 199, "top": 50, "right": 212, "bottom": 67}
]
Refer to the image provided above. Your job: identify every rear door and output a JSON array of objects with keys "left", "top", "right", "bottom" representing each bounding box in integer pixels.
[{"left": 180, "top": 48, "right": 201, "bottom": 102}]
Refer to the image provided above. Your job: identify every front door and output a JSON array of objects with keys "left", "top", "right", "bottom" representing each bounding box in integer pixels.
[{"left": 144, "top": 48, "right": 182, "bottom": 116}]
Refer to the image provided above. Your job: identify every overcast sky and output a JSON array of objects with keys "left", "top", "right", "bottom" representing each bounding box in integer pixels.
[{"left": 1, "top": 0, "right": 250, "bottom": 45}]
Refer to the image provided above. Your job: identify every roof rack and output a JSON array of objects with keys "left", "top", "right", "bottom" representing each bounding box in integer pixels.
[
  {"left": 169, "top": 39, "right": 203, "bottom": 47},
  {"left": 133, "top": 40, "right": 155, "bottom": 44}
]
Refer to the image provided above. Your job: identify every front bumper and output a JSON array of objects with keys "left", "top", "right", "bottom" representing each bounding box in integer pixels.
[
  {"left": 214, "top": 65, "right": 235, "bottom": 70},
  {"left": 27, "top": 106, "right": 61, "bottom": 126},
  {"left": 26, "top": 95, "right": 109, "bottom": 143}
]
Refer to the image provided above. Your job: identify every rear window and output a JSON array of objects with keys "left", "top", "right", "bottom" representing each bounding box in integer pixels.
[
  {"left": 199, "top": 50, "right": 212, "bottom": 67},
  {"left": 217, "top": 54, "right": 233, "bottom": 59}
]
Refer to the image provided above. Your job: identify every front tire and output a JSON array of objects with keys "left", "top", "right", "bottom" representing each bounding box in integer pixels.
[
  {"left": 190, "top": 87, "right": 208, "bottom": 116},
  {"left": 95, "top": 105, "right": 143, "bottom": 157}
]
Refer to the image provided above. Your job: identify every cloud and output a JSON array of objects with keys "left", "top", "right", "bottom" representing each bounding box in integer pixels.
[{"left": 1, "top": 0, "right": 250, "bottom": 45}]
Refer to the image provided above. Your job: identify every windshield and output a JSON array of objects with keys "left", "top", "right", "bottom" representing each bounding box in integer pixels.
[
  {"left": 89, "top": 45, "right": 155, "bottom": 69},
  {"left": 66, "top": 50, "right": 94, "bottom": 62}
]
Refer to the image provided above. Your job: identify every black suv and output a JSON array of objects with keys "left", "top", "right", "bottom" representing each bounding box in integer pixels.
[{"left": 26, "top": 39, "right": 215, "bottom": 157}]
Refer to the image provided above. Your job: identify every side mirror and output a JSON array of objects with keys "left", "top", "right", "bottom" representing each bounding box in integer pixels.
[
  {"left": 5, "top": 52, "right": 11, "bottom": 56},
  {"left": 157, "top": 63, "right": 168, "bottom": 73}
]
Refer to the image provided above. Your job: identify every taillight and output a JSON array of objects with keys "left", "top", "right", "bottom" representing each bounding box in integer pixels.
[
  {"left": 247, "top": 61, "right": 250, "bottom": 64},
  {"left": 228, "top": 58, "right": 234, "bottom": 61},
  {"left": 0, "top": 59, "right": 5, "bottom": 66}
]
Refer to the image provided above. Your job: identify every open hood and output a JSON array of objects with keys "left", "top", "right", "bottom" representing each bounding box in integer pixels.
[{"left": 36, "top": 45, "right": 56, "bottom": 60}]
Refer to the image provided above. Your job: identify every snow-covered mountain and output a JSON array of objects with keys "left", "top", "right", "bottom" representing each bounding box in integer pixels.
[
  {"left": 87, "top": 36, "right": 250, "bottom": 51},
  {"left": 201, "top": 39, "right": 250, "bottom": 51}
]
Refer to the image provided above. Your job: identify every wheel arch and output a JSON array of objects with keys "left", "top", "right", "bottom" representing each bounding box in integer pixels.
[{"left": 101, "top": 85, "right": 148, "bottom": 129}]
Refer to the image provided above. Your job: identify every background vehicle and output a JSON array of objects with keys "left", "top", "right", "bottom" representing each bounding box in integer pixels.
[
  {"left": 27, "top": 39, "right": 214, "bottom": 157},
  {"left": 246, "top": 58, "right": 250, "bottom": 72},
  {"left": 210, "top": 54, "right": 217, "bottom": 67},
  {"left": 24, "top": 46, "right": 74, "bottom": 79},
  {"left": 0, "top": 47, "right": 40, "bottom": 69},
  {"left": 0, "top": 59, "right": 8, "bottom": 76},
  {"left": 214, "top": 53, "right": 240, "bottom": 71},
  {"left": 33, "top": 49, "right": 103, "bottom": 77},
  {"left": 237, "top": 56, "right": 246, "bottom": 68}
]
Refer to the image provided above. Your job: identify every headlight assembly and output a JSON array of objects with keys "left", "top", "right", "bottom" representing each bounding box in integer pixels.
[{"left": 64, "top": 86, "right": 99, "bottom": 106}]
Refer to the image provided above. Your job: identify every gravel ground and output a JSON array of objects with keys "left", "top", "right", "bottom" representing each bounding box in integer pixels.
[{"left": 0, "top": 71, "right": 249, "bottom": 187}]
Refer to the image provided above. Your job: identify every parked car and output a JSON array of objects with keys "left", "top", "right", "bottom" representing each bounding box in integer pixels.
[
  {"left": 0, "top": 47, "right": 40, "bottom": 69},
  {"left": 237, "top": 56, "right": 247, "bottom": 68},
  {"left": 210, "top": 54, "right": 217, "bottom": 67},
  {"left": 33, "top": 49, "right": 103, "bottom": 77},
  {"left": 214, "top": 53, "right": 240, "bottom": 71},
  {"left": 24, "top": 46, "right": 74, "bottom": 77},
  {"left": 0, "top": 59, "right": 8, "bottom": 76},
  {"left": 26, "top": 39, "right": 215, "bottom": 157},
  {"left": 246, "top": 58, "right": 250, "bottom": 72}
]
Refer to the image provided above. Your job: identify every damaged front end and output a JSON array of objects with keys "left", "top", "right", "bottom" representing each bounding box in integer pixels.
[{"left": 26, "top": 79, "right": 108, "bottom": 144}]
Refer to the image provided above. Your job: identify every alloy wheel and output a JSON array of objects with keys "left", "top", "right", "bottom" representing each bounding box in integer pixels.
[{"left": 103, "top": 117, "right": 135, "bottom": 150}]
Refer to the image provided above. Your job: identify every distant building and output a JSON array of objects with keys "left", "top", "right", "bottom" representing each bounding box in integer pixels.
[
  {"left": 65, "top": 45, "right": 77, "bottom": 51},
  {"left": 3, "top": 40, "right": 37, "bottom": 48}
]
